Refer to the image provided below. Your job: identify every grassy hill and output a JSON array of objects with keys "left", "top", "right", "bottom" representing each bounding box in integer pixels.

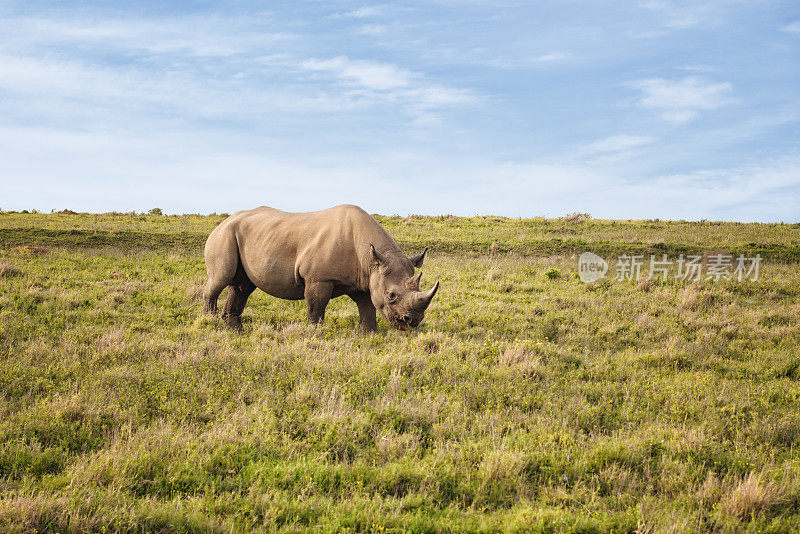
[
  {"left": 2, "top": 211, "right": 799, "bottom": 261},
  {"left": 0, "top": 212, "right": 798, "bottom": 532}
]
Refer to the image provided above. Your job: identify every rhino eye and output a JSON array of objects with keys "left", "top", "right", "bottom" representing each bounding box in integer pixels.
[{"left": 387, "top": 291, "right": 398, "bottom": 303}]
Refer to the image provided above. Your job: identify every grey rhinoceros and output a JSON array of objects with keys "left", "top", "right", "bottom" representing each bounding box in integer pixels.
[{"left": 202, "top": 204, "right": 439, "bottom": 331}]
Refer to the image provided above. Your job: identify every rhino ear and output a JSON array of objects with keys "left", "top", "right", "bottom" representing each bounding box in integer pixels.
[
  {"left": 409, "top": 248, "right": 428, "bottom": 268},
  {"left": 370, "top": 244, "right": 388, "bottom": 266}
]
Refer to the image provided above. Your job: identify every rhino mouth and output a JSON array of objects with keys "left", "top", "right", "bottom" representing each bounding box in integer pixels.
[
  {"left": 391, "top": 314, "right": 422, "bottom": 331},
  {"left": 393, "top": 317, "right": 410, "bottom": 331},
  {"left": 387, "top": 313, "right": 411, "bottom": 331}
]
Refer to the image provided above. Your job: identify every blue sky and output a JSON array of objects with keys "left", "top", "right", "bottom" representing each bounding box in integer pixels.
[{"left": 1, "top": 1, "right": 798, "bottom": 221}]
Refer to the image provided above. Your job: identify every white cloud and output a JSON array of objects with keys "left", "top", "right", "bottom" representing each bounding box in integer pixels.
[
  {"left": 298, "top": 55, "right": 476, "bottom": 117},
  {"left": 633, "top": 76, "right": 735, "bottom": 123},
  {"left": 664, "top": 15, "right": 700, "bottom": 29},
  {"left": 677, "top": 64, "right": 718, "bottom": 72},
  {"left": 401, "top": 85, "right": 476, "bottom": 109},
  {"left": 639, "top": 0, "right": 699, "bottom": 29},
  {"left": 0, "top": 52, "right": 348, "bottom": 121},
  {"left": 0, "top": 15, "right": 292, "bottom": 58},
  {"left": 527, "top": 52, "right": 571, "bottom": 64},
  {"left": 585, "top": 135, "right": 655, "bottom": 154},
  {"left": 613, "top": 157, "right": 800, "bottom": 221},
  {"left": 430, "top": 49, "right": 571, "bottom": 69},
  {"left": 330, "top": 6, "right": 390, "bottom": 19},
  {"left": 301, "top": 56, "right": 413, "bottom": 90},
  {"left": 357, "top": 24, "right": 389, "bottom": 35},
  {"left": 635, "top": 0, "right": 762, "bottom": 33},
  {"left": 628, "top": 29, "right": 671, "bottom": 39},
  {"left": 782, "top": 21, "right": 800, "bottom": 34},
  {"left": 639, "top": 1, "right": 668, "bottom": 9},
  {"left": 637, "top": 1, "right": 715, "bottom": 30},
  {"left": 0, "top": 14, "right": 476, "bottom": 129},
  {"left": 0, "top": 53, "right": 132, "bottom": 100}
]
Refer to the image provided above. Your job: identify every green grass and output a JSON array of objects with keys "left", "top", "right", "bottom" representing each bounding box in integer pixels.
[{"left": 1, "top": 213, "right": 799, "bottom": 532}]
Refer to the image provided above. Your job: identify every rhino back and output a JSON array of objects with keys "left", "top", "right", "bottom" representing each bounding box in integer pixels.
[{"left": 228, "top": 205, "right": 398, "bottom": 297}]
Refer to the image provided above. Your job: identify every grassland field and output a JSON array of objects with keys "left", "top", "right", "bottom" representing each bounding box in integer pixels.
[{"left": 0, "top": 211, "right": 799, "bottom": 533}]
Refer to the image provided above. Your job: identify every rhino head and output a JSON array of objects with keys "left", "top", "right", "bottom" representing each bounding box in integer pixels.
[{"left": 369, "top": 245, "right": 439, "bottom": 331}]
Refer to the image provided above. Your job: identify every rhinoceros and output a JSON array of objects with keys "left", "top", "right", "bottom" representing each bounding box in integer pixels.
[{"left": 202, "top": 205, "right": 439, "bottom": 331}]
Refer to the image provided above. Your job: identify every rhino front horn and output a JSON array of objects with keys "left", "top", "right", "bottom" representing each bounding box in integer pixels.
[{"left": 418, "top": 281, "right": 440, "bottom": 306}]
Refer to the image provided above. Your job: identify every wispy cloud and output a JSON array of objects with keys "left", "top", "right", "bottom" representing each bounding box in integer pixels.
[
  {"left": 632, "top": 76, "right": 735, "bottom": 124},
  {"left": 0, "top": 51, "right": 352, "bottom": 124},
  {"left": 617, "top": 157, "right": 800, "bottom": 221},
  {"left": 523, "top": 52, "right": 572, "bottom": 65},
  {"left": 585, "top": 135, "right": 655, "bottom": 154},
  {"left": 664, "top": 15, "right": 700, "bottom": 29},
  {"left": 637, "top": 0, "right": 728, "bottom": 31},
  {"left": 428, "top": 50, "right": 572, "bottom": 70},
  {"left": 782, "top": 21, "right": 800, "bottom": 34},
  {"left": 301, "top": 56, "right": 414, "bottom": 90},
  {"left": 356, "top": 24, "right": 389, "bottom": 35},
  {"left": 0, "top": 13, "right": 477, "bottom": 131},
  {"left": 299, "top": 55, "right": 476, "bottom": 114},
  {"left": 0, "top": 15, "right": 292, "bottom": 58},
  {"left": 330, "top": 6, "right": 390, "bottom": 19},
  {"left": 677, "top": 64, "right": 718, "bottom": 73}
]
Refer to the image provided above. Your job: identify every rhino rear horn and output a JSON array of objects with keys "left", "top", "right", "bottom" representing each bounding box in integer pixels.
[{"left": 406, "top": 271, "right": 422, "bottom": 289}]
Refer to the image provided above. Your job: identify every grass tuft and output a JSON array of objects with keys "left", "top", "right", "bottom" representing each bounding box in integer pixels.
[
  {"left": 721, "top": 473, "right": 790, "bottom": 521},
  {"left": 0, "top": 260, "right": 21, "bottom": 277}
]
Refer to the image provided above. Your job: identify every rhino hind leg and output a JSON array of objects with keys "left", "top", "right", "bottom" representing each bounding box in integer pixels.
[
  {"left": 203, "top": 226, "right": 240, "bottom": 315},
  {"left": 203, "top": 277, "right": 228, "bottom": 315},
  {"left": 222, "top": 264, "right": 256, "bottom": 331}
]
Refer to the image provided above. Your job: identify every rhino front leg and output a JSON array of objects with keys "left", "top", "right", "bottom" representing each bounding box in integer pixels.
[
  {"left": 304, "top": 281, "right": 334, "bottom": 325},
  {"left": 350, "top": 291, "right": 377, "bottom": 332}
]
